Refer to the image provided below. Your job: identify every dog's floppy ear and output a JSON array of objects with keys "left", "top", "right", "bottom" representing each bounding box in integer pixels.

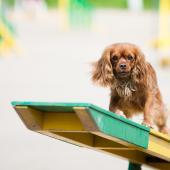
[
  {"left": 132, "top": 48, "right": 147, "bottom": 84},
  {"left": 92, "top": 48, "right": 114, "bottom": 87}
]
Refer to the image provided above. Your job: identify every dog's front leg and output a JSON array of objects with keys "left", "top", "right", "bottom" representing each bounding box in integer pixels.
[
  {"left": 142, "top": 94, "right": 154, "bottom": 128},
  {"left": 109, "top": 96, "right": 125, "bottom": 117}
]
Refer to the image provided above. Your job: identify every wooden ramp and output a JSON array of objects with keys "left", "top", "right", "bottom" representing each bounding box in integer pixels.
[{"left": 12, "top": 101, "right": 170, "bottom": 170}]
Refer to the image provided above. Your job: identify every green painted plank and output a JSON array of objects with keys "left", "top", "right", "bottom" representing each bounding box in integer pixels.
[
  {"left": 12, "top": 101, "right": 149, "bottom": 131},
  {"left": 12, "top": 101, "right": 150, "bottom": 148},
  {"left": 88, "top": 107, "right": 149, "bottom": 148},
  {"left": 12, "top": 101, "right": 91, "bottom": 113}
]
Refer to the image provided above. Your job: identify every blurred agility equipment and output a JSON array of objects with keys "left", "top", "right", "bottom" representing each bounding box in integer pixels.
[
  {"left": 159, "top": 56, "right": 170, "bottom": 67},
  {"left": 0, "top": 0, "right": 16, "bottom": 55},
  {"left": 58, "top": 0, "right": 92, "bottom": 30},
  {"left": 151, "top": 0, "right": 170, "bottom": 67},
  {"left": 12, "top": 101, "right": 170, "bottom": 170},
  {"left": 153, "top": 0, "right": 170, "bottom": 48}
]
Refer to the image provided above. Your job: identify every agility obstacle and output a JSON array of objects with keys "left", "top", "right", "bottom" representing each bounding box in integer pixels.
[
  {"left": 58, "top": 0, "right": 92, "bottom": 30},
  {"left": 12, "top": 101, "right": 170, "bottom": 170},
  {"left": 0, "top": 0, "right": 16, "bottom": 55}
]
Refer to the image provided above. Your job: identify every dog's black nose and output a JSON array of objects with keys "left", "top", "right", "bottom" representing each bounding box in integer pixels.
[{"left": 120, "top": 64, "right": 126, "bottom": 69}]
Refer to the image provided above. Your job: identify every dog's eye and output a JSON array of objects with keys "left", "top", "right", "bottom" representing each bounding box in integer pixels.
[
  {"left": 111, "top": 56, "right": 118, "bottom": 62},
  {"left": 127, "top": 55, "right": 133, "bottom": 61}
]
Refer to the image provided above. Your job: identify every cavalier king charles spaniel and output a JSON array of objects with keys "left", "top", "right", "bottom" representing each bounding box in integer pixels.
[{"left": 92, "top": 43, "right": 169, "bottom": 134}]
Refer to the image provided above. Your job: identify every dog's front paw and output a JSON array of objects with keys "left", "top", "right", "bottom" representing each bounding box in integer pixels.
[
  {"left": 114, "top": 112, "right": 126, "bottom": 118},
  {"left": 160, "top": 126, "right": 170, "bottom": 135},
  {"left": 142, "top": 121, "right": 153, "bottom": 128}
]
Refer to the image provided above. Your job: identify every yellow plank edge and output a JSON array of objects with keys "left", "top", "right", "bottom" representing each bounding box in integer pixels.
[
  {"left": 74, "top": 107, "right": 99, "bottom": 131},
  {"left": 14, "top": 106, "right": 43, "bottom": 130},
  {"left": 147, "top": 129, "right": 170, "bottom": 162}
]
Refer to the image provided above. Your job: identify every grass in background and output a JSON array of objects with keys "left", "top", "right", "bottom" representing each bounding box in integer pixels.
[
  {"left": 3, "top": 0, "right": 15, "bottom": 7},
  {"left": 45, "top": 0, "right": 127, "bottom": 9},
  {"left": 45, "top": 0, "right": 58, "bottom": 8},
  {"left": 143, "top": 0, "right": 159, "bottom": 10},
  {"left": 3, "top": 0, "right": 160, "bottom": 10},
  {"left": 89, "top": 0, "right": 127, "bottom": 9}
]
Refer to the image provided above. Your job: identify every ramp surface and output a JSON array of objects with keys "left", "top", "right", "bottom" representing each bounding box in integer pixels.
[{"left": 12, "top": 101, "right": 170, "bottom": 170}]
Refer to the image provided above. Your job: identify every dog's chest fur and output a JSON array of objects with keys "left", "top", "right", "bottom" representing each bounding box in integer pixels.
[
  {"left": 111, "top": 80, "right": 146, "bottom": 113},
  {"left": 113, "top": 80, "right": 136, "bottom": 98}
]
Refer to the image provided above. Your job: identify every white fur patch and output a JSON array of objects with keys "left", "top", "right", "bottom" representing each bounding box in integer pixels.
[{"left": 113, "top": 81, "right": 136, "bottom": 98}]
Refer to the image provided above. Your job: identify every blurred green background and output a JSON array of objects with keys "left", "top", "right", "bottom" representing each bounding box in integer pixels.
[{"left": 5, "top": 0, "right": 159, "bottom": 10}]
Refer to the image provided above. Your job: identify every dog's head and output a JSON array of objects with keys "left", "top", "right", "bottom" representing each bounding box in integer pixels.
[{"left": 92, "top": 43, "right": 147, "bottom": 87}]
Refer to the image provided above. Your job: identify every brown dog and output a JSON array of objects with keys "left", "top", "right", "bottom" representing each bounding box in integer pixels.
[{"left": 92, "top": 43, "right": 169, "bottom": 134}]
